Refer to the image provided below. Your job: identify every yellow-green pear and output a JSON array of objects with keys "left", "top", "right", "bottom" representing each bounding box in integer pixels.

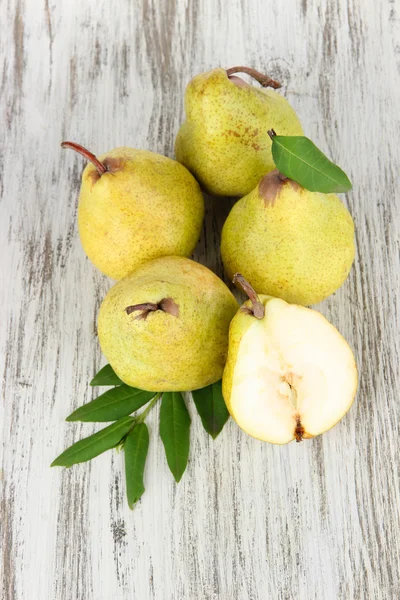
[
  {"left": 98, "top": 256, "right": 238, "bottom": 392},
  {"left": 175, "top": 66, "right": 303, "bottom": 197},
  {"left": 221, "top": 170, "right": 355, "bottom": 305},
  {"left": 223, "top": 275, "right": 358, "bottom": 444},
  {"left": 62, "top": 142, "right": 204, "bottom": 280}
]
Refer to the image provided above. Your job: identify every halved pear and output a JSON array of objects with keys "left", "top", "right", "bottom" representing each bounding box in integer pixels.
[{"left": 223, "top": 275, "right": 358, "bottom": 443}]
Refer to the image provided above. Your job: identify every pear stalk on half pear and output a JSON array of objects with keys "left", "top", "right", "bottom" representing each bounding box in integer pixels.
[
  {"left": 62, "top": 142, "right": 204, "bottom": 280},
  {"left": 221, "top": 170, "right": 355, "bottom": 305},
  {"left": 222, "top": 274, "right": 358, "bottom": 444},
  {"left": 175, "top": 66, "right": 303, "bottom": 197},
  {"left": 98, "top": 256, "right": 238, "bottom": 392}
]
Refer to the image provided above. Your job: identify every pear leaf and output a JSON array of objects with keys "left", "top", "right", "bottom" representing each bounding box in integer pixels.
[
  {"left": 90, "top": 364, "right": 124, "bottom": 387},
  {"left": 159, "top": 392, "right": 191, "bottom": 482},
  {"left": 124, "top": 423, "right": 149, "bottom": 508},
  {"left": 269, "top": 133, "right": 352, "bottom": 193},
  {"left": 66, "top": 385, "right": 155, "bottom": 422},
  {"left": 192, "top": 381, "right": 230, "bottom": 439},
  {"left": 51, "top": 416, "right": 134, "bottom": 467}
]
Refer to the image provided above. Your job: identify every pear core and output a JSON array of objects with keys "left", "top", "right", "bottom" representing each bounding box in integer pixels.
[{"left": 224, "top": 297, "right": 357, "bottom": 444}]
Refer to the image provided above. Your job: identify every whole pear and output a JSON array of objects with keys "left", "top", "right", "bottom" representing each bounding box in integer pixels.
[
  {"left": 62, "top": 142, "right": 204, "bottom": 280},
  {"left": 223, "top": 275, "right": 358, "bottom": 444},
  {"left": 175, "top": 67, "right": 303, "bottom": 197},
  {"left": 221, "top": 170, "right": 355, "bottom": 305},
  {"left": 98, "top": 256, "right": 238, "bottom": 392}
]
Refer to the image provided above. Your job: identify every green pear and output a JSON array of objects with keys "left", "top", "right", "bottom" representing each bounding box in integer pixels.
[
  {"left": 175, "top": 66, "right": 303, "bottom": 197},
  {"left": 62, "top": 142, "right": 204, "bottom": 280},
  {"left": 223, "top": 275, "right": 358, "bottom": 444},
  {"left": 221, "top": 170, "right": 355, "bottom": 305},
  {"left": 98, "top": 256, "right": 238, "bottom": 392}
]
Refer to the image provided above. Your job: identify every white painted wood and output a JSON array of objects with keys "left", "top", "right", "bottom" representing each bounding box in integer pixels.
[{"left": 1, "top": 0, "right": 399, "bottom": 598}]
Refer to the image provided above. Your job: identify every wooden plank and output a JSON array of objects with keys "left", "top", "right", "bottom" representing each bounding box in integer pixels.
[{"left": 0, "top": 0, "right": 399, "bottom": 598}]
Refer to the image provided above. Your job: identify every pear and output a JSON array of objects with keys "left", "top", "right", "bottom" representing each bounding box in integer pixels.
[
  {"left": 175, "top": 66, "right": 303, "bottom": 197},
  {"left": 98, "top": 256, "right": 238, "bottom": 392},
  {"left": 221, "top": 170, "right": 355, "bottom": 305},
  {"left": 62, "top": 142, "right": 204, "bottom": 280},
  {"left": 223, "top": 275, "right": 358, "bottom": 444}
]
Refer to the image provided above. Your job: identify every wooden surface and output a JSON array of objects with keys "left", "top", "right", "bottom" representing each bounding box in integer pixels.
[{"left": 1, "top": 0, "right": 399, "bottom": 598}]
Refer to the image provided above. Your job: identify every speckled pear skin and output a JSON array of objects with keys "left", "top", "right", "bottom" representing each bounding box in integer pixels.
[
  {"left": 98, "top": 256, "right": 239, "bottom": 392},
  {"left": 222, "top": 298, "right": 258, "bottom": 416},
  {"left": 77, "top": 148, "right": 204, "bottom": 280},
  {"left": 221, "top": 172, "right": 355, "bottom": 305},
  {"left": 175, "top": 68, "right": 303, "bottom": 197}
]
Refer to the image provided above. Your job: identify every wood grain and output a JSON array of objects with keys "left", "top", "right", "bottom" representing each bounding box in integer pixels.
[{"left": 1, "top": 0, "right": 399, "bottom": 598}]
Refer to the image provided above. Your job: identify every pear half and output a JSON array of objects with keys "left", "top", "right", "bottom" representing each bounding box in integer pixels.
[{"left": 223, "top": 275, "right": 358, "bottom": 443}]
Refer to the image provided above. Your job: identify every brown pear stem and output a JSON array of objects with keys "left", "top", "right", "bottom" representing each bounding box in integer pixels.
[
  {"left": 233, "top": 274, "right": 265, "bottom": 319},
  {"left": 61, "top": 141, "right": 107, "bottom": 176},
  {"left": 125, "top": 298, "right": 179, "bottom": 320},
  {"left": 226, "top": 67, "right": 281, "bottom": 89},
  {"left": 266, "top": 132, "right": 289, "bottom": 184},
  {"left": 125, "top": 303, "right": 158, "bottom": 316}
]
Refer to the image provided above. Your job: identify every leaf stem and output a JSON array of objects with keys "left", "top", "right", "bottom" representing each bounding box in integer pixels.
[{"left": 136, "top": 392, "right": 162, "bottom": 424}]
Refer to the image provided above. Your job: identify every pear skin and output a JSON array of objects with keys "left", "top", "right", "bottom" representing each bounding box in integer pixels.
[
  {"left": 63, "top": 143, "right": 204, "bottom": 280},
  {"left": 98, "top": 256, "right": 239, "bottom": 392},
  {"left": 175, "top": 67, "right": 303, "bottom": 197},
  {"left": 221, "top": 171, "right": 355, "bottom": 305}
]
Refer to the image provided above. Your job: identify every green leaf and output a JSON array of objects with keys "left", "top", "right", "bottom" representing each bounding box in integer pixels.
[
  {"left": 51, "top": 416, "right": 134, "bottom": 467},
  {"left": 124, "top": 423, "right": 149, "bottom": 508},
  {"left": 192, "top": 380, "right": 230, "bottom": 439},
  {"left": 66, "top": 385, "right": 155, "bottom": 422},
  {"left": 90, "top": 364, "right": 124, "bottom": 387},
  {"left": 159, "top": 392, "right": 191, "bottom": 482},
  {"left": 270, "top": 134, "right": 352, "bottom": 193}
]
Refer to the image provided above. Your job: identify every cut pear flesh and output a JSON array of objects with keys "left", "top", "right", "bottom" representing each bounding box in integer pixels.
[{"left": 230, "top": 298, "right": 357, "bottom": 444}]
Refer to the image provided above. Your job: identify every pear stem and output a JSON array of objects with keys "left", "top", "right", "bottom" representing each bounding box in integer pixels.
[
  {"left": 226, "top": 67, "right": 281, "bottom": 89},
  {"left": 125, "top": 303, "right": 159, "bottom": 317},
  {"left": 233, "top": 273, "right": 265, "bottom": 319},
  {"left": 125, "top": 302, "right": 160, "bottom": 321},
  {"left": 61, "top": 141, "right": 107, "bottom": 176},
  {"left": 267, "top": 130, "right": 289, "bottom": 181},
  {"left": 125, "top": 298, "right": 179, "bottom": 320}
]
